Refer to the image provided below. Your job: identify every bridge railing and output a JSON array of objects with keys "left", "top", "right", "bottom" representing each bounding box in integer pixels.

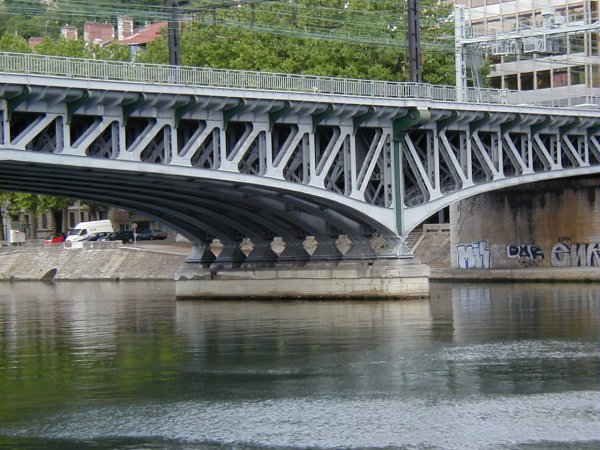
[{"left": 0, "top": 52, "right": 598, "bottom": 108}]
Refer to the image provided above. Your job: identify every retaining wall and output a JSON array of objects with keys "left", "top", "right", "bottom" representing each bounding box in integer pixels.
[{"left": 0, "top": 244, "right": 186, "bottom": 281}]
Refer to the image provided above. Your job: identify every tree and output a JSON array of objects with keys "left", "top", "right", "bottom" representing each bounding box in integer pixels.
[
  {"left": 0, "top": 0, "right": 53, "bottom": 39},
  {"left": 33, "top": 37, "right": 90, "bottom": 58},
  {"left": 9, "top": 193, "right": 40, "bottom": 239},
  {"left": 39, "top": 195, "right": 72, "bottom": 234},
  {"left": 0, "top": 32, "right": 31, "bottom": 53},
  {"left": 94, "top": 42, "right": 131, "bottom": 62}
]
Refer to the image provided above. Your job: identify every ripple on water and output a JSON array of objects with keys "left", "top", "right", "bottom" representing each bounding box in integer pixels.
[
  {"left": 3, "top": 391, "right": 599, "bottom": 449},
  {"left": 439, "top": 340, "right": 600, "bottom": 363}
]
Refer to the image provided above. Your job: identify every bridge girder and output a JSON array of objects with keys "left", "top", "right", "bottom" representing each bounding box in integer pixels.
[{"left": 0, "top": 75, "right": 599, "bottom": 264}]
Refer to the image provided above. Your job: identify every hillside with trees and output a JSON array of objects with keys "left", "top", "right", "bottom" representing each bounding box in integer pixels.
[
  {"left": 0, "top": 0, "right": 455, "bottom": 84},
  {"left": 0, "top": 0, "right": 456, "bottom": 238}
]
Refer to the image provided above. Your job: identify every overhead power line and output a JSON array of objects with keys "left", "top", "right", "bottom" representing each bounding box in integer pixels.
[{"left": 0, "top": 0, "right": 455, "bottom": 51}]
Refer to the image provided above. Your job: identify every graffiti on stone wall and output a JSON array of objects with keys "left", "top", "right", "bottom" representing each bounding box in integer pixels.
[
  {"left": 456, "top": 240, "right": 491, "bottom": 269},
  {"left": 551, "top": 242, "right": 600, "bottom": 267},
  {"left": 506, "top": 243, "right": 544, "bottom": 267}
]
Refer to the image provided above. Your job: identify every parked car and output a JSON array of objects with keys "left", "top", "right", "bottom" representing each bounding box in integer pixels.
[
  {"left": 137, "top": 229, "right": 167, "bottom": 240},
  {"left": 81, "top": 232, "right": 111, "bottom": 242},
  {"left": 43, "top": 233, "right": 67, "bottom": 244},
  {"left": 99, "top": 230, "right": 136, "bottom": 244}
]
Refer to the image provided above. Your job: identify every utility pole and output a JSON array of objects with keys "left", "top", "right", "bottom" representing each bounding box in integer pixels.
[
  {"left": 454, "top": 5, "right": 467, "bottom": 102},
  {"left": 406, "top": 0, "right": 422, "bottom": 83},
  {"left": 167, "top": 0, "right": 180, "bottom": 66}
]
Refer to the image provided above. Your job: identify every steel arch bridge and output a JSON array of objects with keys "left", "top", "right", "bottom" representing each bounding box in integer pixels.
[{"left": 0, "top": 53, "right": 598, "bottom": 265}]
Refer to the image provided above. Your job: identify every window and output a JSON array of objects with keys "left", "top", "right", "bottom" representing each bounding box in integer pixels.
[
  {"left": 521, "top": 73, "right": 534, "bottom": 90},
  {"left": 592, "top": 67, "right": 600, "bottom": 87},
  {"left": 570, "top": 66, "right": 585, "bottom": 85},
  {"left": 489, "top": 76, "right": 502, "bottom": 88},
  {"left": 504, "top": 74, "right": 518, "bottom": 89},
  {"left": 537, "top": 70, "right": 551, "bottom": 89},
  {"left": 553, "top": 69, "right": 568, "bottom": 87}
]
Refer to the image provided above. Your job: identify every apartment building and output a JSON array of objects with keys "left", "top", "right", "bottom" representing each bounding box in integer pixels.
[{"left": 455, "top": 0, "right": 600, "bottom": 100}]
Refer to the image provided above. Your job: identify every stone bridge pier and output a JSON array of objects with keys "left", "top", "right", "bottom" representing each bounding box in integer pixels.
[{"left": 176, "top": 231, "right": 430, "bottom": 300}]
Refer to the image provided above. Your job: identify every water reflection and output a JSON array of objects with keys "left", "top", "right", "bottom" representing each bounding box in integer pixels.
[{"left": 0, "top": 281, "right": 598, "bottom": 449}]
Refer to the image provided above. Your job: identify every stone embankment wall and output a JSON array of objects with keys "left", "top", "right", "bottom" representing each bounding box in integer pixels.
[
  {"left": 0, "top": 243, "right": 187, "bottom": 281},
  {"left": 450, "top": 176, "right": 600, "bottom": 270}
]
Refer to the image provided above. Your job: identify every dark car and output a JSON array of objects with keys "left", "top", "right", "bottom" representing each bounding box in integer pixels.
[
  {"left": 43, "top": 233, "right": 67, "bottom": 244},
  {"left": 81, "top": 232, "right": 111, "bottom": 242},
  {"left": 137, "top": 229, "right": 167, "bottom": 240},
  {"left": 99, "top": 230, "right": 136, "bottom": 244}
]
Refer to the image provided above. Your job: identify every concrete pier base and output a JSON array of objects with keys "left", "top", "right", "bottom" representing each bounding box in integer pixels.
[{"left": 174, "top": 258, "right": 430, "bottom": 300}]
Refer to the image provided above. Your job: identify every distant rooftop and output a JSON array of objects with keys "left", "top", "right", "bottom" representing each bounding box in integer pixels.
[{"left": 118, "top": 22, "right": 167, "bottom": 46}]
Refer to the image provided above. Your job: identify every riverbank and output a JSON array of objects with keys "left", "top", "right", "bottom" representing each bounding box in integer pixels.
[
  {"left": 0, "top": 242, "right": 188, "bottom": 281},
  {"left": 430, "top": 267, "right": 600, "bottom": 282},
  {"left": 0, "top": 242, "right": 598, "bottom": 282}
]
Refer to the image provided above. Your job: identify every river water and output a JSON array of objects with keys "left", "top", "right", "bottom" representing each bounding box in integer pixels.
[{"left": 0, "top": 281, "right": 598, "bottom": 449}]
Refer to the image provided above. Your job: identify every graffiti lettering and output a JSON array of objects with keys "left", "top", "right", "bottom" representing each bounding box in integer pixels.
[
  {"left": 507, "top": 244, "right": 544, "bottom": 260},
  {"left": 456, "top": 240, "right": 491, "bottom": 269},
  {"left": 551, "top": 242, "right": 600, "bottom": 267}
]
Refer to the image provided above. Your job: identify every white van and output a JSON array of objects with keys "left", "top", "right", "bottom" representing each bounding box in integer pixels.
[{"left": 66, "top": 220, "right": 114, "bottom": 242}]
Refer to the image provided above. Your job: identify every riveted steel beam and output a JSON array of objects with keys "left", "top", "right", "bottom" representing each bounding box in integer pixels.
[
  {"left": 436, "top": 110, "right": 458, "bottom": 134},
  {"left": 223, "top": 98, "right": 246, "bottom": 131},
  {"left": 559, "top": 117, "right": 581, "bottom": 137},
  {"left": 531, "top": 115, "right": 552, "bottom": 136},
  {"left": 500, "top": 113, "right": 522, "bottom": 135},
  {"left": 5, "top": 86, "right": 30, "bottom": 121},
  {"left": 469, "top": 112, "right": 491, "bottom": 134},
  {"left": 174, "top": 96, "right": 197, "bottom": 128},
  {"left": 268, "top": 101, "right": 292, "bottom": 131},
  {"left": 587, "top": 123, "right": 600, "bottom": 139},
  {"left": 66, "top": 90, "right": 90, "bottom": 124},
  {"left": 352, "top": 106, "right": 376, "bottom": 134},
  {"left": 122, "top": 93, "right": 147, "bottom": 125},
  {"left": 312, "top": 104, "right": 335, "bottom": 132}
]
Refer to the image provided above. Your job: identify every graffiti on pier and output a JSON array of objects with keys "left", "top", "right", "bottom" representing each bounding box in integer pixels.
[
  {"left": 551, "top": 242, "right": 600, "bottom": 267},
  {"left": 507, "top": 244, "right": 544, "bottom": 260},
  {"left": 456, "top": 240, "right": 491, "bottom": 269},
  {"left": 507, "top": 243, "right": 544, "bottom": 267}
]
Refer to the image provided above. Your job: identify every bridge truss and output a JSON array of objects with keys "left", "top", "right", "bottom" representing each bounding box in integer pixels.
[{"left": 0, "top": 53, "right": 598, "bottom": 265}]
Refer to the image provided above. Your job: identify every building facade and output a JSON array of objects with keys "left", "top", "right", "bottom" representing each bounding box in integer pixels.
[{"left": 456, "top": 0, "right": 599, "bottom": 101}]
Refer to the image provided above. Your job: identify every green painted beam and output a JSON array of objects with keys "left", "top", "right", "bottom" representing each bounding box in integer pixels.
[
  {"left": 66, "top": 90, "right": 90, "bottom": 124},
  {"left": 122, "top": 93, "right": 147, "bottom": 126},
  {"left": 559, "top": 117, "right": 581, "bottom": 137},
  {"left": 469, "top": 112, "right": 491, "bottom": 134},
  {"left": 587, "top": 123, "right": 600, "bottom": 139},
  {"left": 352, "top": 106, "right": 376, "bottom": 134},
  {"left": 268, "top": 101, "right": 291, "bottom": 131},
  {"left": 393, "top": 107, "right": 430, "bottom": 140},
  {"left": 391, "top": 107, "right": 430, "bottom": 236},
  {"left": 223, "top": 99, "right": 246, "bottom": 131},
  {"left": 5, "top": 86, "right": 31, "bottom": 121},
  {"left": 312, "top": 104, "right": 335, "bottom": 132},
  {"left": 500, "top": 113, "right": 522, "bottom": 135},
  {"left": 174, "top": 96, "right": 198, "bottom": 128},
  {"left": 436, "top": 110, "right": 458, "bottom": 134},
  {"left": 530, "top": 115, "right": 552, "bottom": 136},
  {"left": 393, "top": 140, "right": 404, "bottom": 236}
]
